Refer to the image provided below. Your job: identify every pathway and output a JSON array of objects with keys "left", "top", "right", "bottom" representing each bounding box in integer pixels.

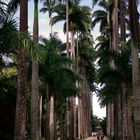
[{"left": 83, "top": 136, "right": 108, "bottom": 140}]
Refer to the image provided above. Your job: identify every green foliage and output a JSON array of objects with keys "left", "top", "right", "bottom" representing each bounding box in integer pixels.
[
  {"left": 55, "top": 96, "right": 67, "bottom": 139},
  {"left": 96, "top": 28, "right": 132, "bottom": 106},
  {"left": 0, "top": 15, "right": 36, "bottom": 58},
  {"left": 51, "top": 0, "right": 92, "bottom": 32},
  {"left": 91, "top": 115, "right": 106, "bottom": 134},
  {"left": 100, "top": 117, "right": 106, "bottom": 135},
  {"left": 0, "top": 15, "right": 17, "bottom": 52},
  {"left": 0, "top": 67, "right": 17, "bottom": 105},
  {"left": 7, "top": 0, "right": 20, "bottom": 13},
  {"left": 92, "top": 0, "right": 108, "bottom": 32},
  {"left": 0, "top": 3, "right": 18, "bottom": 106},
  {"left": 40, "top": 0, "right": 55, "bottom": 18},
  {"left": 39, "top": 36, "right": 79, "bottom": 97},
  {"left": 92, "top": 0, "right": 103, "bottom": 8},
  {"left": 91, "top": 115, "right": 102, "bottom": 127},
  {"left": 78, "top": 32, "right": 96, "bottom": 92},
  {"left": 91, "top": 115, "right": 101, "bottom": 130}
]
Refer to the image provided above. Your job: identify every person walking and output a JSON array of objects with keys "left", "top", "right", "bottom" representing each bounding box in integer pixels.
[
  {"left": 101, "top": 132, "right": 104, "bottom": 140},
  {"left": 97, "top": 132, "right": 100, "bottom": 140}
]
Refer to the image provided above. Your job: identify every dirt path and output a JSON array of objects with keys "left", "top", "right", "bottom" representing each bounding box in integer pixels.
[{"left": 83, "top": 136, "right": 108, "bottom": 140}]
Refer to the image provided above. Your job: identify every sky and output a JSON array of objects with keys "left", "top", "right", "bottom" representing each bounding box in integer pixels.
[
  {"left": 27, "top": 0, "right": 100, "bottom": 40},
  {"left": 92, "top": 94, "right": 106, "bottom": 118}
]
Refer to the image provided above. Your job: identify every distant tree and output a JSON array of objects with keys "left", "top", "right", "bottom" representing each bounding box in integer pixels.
[{"left": 100, "top": 117, "right": 107, "bottom": 135}]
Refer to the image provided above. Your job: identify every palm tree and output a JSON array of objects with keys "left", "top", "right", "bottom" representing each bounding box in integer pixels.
[
  {"left": 78, "top": 31, "right": 95, "bottom": 138},
  {"left": 120, "top": 1, "right": 134, "bottom": 139},
  {"left": 40, "top": 2, "right": 70, "bottom": 138},
  {"left": 51, "top": 2, "right": 92, "bottom": 139},
  {"left": 94, "top": 1, "right": 138, "bottom": 139},
  {"left": 31, "top": 0, "right": 39, "bottom": 140},
  {"left": 7, "top": 1, "right": 42, "bottom": 139},
  {"left": 39, "top": 37, "right": 61, "bottom": 140},
  {"left": 128, "top": 0, "right": 140, "bottom": 140},
  {"left": 96, "top": 27, "right": 132, "bottom": 140},
  {"left": 14, "top": 0, "right": 28, "bottom": 139},
  {"left": 40, "top": 0, "right": 70, "bottom": 56},
  {"left": 39, "top": 36, "right": 78, "bottom": 140}
]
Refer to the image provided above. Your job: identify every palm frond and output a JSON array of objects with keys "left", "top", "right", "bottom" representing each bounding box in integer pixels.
[
  {"left": 51, "top": 15, "right": 65, "bottom": 26},
  {"left": 40, "top": 7, "right": 48, "bottom": 13},
  {"left": 98, "top": 0, "right": 108, "bottom": 9},
  {"left": 7, "top": 0, "right": 20, "bottom": 13},
  {"left": 92, "top": 0, "right": 99, "bottom": 8}
]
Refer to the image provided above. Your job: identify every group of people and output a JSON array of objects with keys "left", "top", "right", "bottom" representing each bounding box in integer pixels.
[
  {"left": 92, "top": 128, "right": 105, "bottom": 140},
  {"left": 97, "top": 131, "right": 104, "bottom": 140}
]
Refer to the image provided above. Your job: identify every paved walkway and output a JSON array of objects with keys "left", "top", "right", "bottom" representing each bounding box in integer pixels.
[{"left": 83, "top": 136, "right": 108, "bottom": 140}]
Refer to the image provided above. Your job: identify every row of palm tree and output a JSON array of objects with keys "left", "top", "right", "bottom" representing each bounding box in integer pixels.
[
  {"left": 93, "top": 0, "right": 140, "bottom": 140},
  {"left": 0, "top": 0, "right": 95, "bottom": 140}
]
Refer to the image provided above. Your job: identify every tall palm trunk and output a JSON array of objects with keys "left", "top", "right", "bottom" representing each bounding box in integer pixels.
[
  {"left": 67, "top": 97, "right": 71, "bottom": 140},
  {"left": 78, "top": 94, "right": 82, "bottom": 139},
  {"left": 120, "top": 0, "right": 126, "bottom": 42},
  {"left": 129, "top": 0, "right": 140, "bottom": 140},
  {"left": 112, "top": 0, "right": 118, "bottom": 51},
  {"left": 66, "top": 1, "right": 72, "bottom": 140},
  {"left": 111, "top": 0, "right": 119, "bottom": 139},
  {"left": 66, "top": 0, "right": 69, "bottom": 58},
  {"left": 122, "top": 85, "right": 134, "bottom": 140},
  {"left": 73, "top": 96, "right": 77, "bottom": 139},
  {"left": 70, "top": 29, "right": 76, "bottom": 140},
  {"left": 83, "top": 83, "right": 91, "bottom": 137},
  {"left": 14, "top": 0, "right": 28, "bottom": 140},
  {"left": 110, "top": 104, "right": 114, "bottom": 140},
  {"left": 87, "top": 86, "right": 92, "bottom": 136},
  {"left": 78, "top": 63, "right": 87, "bottom": 139},
  {"left": 49, "top": 95, "right": 55, "bottom": 140},
  {"left": 108, "top": 0, "right": 118, "bottom": 139},
  {"left": 31, "top": 0, "right": 39, "bottom": 140},
  {"left": 107, "top": 104, "right": 110, "bottom": 138},
  {"left": 120, "top": 1, "right": 134, "bottom": 139},
  {"left": 78, "top": 76, "right": 84, "bottom": 139},
  {"left": 39, "top": 95, "right": 42, "bottom": 139},
  {"left": 45, "top": 83, "right": 50, "bottom": 140},
  {"left": 70, "top": 30, "right": 75, "bottom": 60}
]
